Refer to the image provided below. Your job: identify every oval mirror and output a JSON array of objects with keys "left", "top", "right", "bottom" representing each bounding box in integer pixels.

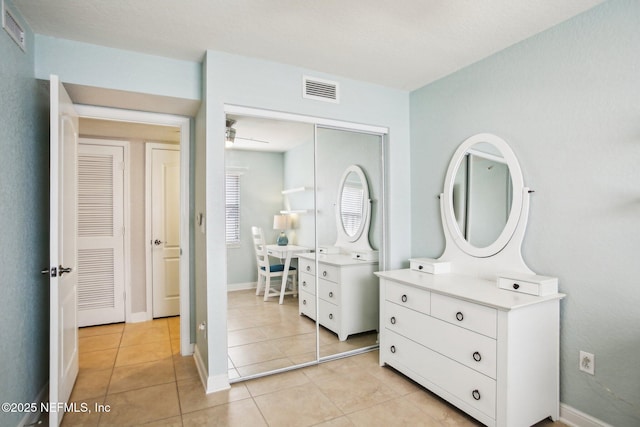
[
  {"left": 442, "top": 134, "right": 524, "bottom": 257},
  {"left": 341, "top": 171, "right": 365, "bottom": 237},
  {"left": 337, "top": 165, "right": 370, "bottom": 243}
]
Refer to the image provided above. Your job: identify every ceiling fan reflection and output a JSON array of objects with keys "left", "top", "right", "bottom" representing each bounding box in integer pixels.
[{"left": 226, "top": 119, "right": 270, "bottom": 144}]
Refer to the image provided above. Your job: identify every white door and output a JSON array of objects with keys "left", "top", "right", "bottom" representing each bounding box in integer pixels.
[
  {"left": 77, "top": 142, "right": 125, "bottom": 327},
  {"left": 48, "top": 75, "right": 79, "bottom": 427},
  {"left": 149, "top": 144, "right": 180, "bottom": 317}
]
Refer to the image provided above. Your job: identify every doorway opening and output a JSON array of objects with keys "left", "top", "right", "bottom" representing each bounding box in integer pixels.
[{"left": 75, "top": 106, "right": 192, "bottom": 357}]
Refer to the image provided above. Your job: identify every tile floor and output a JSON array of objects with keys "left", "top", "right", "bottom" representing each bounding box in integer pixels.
[{"left": 61, "top": 311, "right": 567, "bottom": 426}]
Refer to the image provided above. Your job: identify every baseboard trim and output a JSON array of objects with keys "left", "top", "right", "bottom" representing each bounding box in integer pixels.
[
  {"left": 193, "top": 344, "right": 208, "bottom": 389},
  {"left": 18, "top": 383, "right": 48, "bottom": 427},
  {"left": 193, "top": 345, "right": 230, "bottom": 394},
  {"left": 206, "top": 373, "right": 231, "bottom": 394},
  {"left": 129, "top": 311, "right": 151, "bottom": 323},
  {"left": 227, "top": 282, "right": 257, "bottom": 292},
  {"left": 560, "top": 403, "right": 613, "bottom": 427}
]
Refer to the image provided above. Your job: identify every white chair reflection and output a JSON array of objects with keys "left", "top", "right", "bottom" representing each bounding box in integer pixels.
[{"left": 251, "top": 226, "right": 297, "bottom": 302}]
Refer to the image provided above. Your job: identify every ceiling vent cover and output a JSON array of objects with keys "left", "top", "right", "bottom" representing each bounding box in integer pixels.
[
  {"left": 303, "top": 76, "right": 339, "bottom": 104},
  {"left": 2, "top": 1, "right": 25, "bottom": 52}
]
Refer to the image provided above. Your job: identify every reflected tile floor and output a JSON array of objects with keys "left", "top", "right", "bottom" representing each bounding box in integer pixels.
[
  {"left": 227, "top": 289, "right": 378, "bottom": 379},
  {"left": 60, "top": 303, "right": 569, "bottom": 426}
]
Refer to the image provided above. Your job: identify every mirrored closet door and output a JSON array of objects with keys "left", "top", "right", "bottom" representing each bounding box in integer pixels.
[
  {"left": 225, "top": 112, "right": 385, "bottom": 381},
  {"left": 314, "top": 127, "right": 383, "bottom": 359}
]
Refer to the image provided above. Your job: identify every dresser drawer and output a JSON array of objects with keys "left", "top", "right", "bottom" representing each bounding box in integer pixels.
[
  {"left": 299, "top": 258, "right": 315, "bottom": 275},
  {"left": 318, "top": 299, "right": 339, "bottom": 333},
  {"left": 299, "top": 289, "right": 316, "bottom": 320},
  {"left": 497, "top": 273, "right": 558, "bottom": 296},
  {"left": 318, "top": 278, "right": 339, "bottom": 304},
  {"left": 409, "top": 257, "right": 451, "bottom": 274},
  {"left": 385, "top": 302, "right": 496, "bottom": 379},
  {"left": 317, "top": 263, "right": 340, "bottom": 283},
  {"left": 384, "top": 280, "right": 430, "bottom": 315},
  {"left": 299, "top": 272, "right": 316, "bottom": 295},
  {"left": 382, "top": 330, "right": 496, "bottom": 419},
  {"left": 431, "top": 293, "right": 497, "bottom": 339}
]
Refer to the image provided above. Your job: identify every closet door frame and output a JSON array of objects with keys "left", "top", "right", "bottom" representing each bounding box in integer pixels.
[{"left": 224, "top": 104, "right": 388, "bottom": 382}]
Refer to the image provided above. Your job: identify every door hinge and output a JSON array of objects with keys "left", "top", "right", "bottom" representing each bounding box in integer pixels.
[{"left": 41, "top": 266, "right": 57, "bottom": 277}]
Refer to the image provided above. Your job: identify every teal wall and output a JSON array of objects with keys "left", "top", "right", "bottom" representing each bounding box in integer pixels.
[
  {"left": 283, "top": 140, "right": 315, "bottom": 247},
  {"left": 0, "top": 2, "right": 49, "bottom": 425},
  {"left": 35, "top": 35, "right": 201, "bottom": 101},
  {"left": 409, "top": 1, "right": 640, "bottom": 425}
]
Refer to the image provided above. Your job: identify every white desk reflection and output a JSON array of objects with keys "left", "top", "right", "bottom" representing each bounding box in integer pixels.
[{"left": 265, "top": 244, "right": 312, "bottom": 304}]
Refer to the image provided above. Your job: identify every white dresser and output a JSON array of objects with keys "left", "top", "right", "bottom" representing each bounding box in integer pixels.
[
  {"left": 298, "top": 253, "right": 379, "bottom": 341},
  {"left": 376, "top": 268, "right": 564, "bottom": 427}
]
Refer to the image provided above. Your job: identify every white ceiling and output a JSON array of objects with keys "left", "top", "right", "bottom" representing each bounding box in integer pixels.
[{"left": 16, "top": 0, "right": 604, "bottom": 91}]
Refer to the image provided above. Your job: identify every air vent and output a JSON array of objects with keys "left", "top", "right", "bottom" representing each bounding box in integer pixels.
[
  {"left": 303, "top": 76, "right": 339, "bottom": 104},
  {"left": 2, "top": 1, "right": 25, "bottom": 52}
]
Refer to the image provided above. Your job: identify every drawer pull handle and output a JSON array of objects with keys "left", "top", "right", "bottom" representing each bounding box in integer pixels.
[
  {"left": 472, "top": 389, "right": 481, "bottom": 400},
  {"left": 303, "top": 281, "right": 307, "bottom": 287},
  {"left": 455, "top": 312, "right": 464, "bottom": 322},
  {"left": 401, "top": 294, "right": 408, "bottom": 303},
  {"left": 306, "top": 266, "right": 311, "bottom": 272},
  {"left": 329, "top": 313, "right": 333, "bottom": 320},
  {"left": 303, "top": 299, "right": 307, "bottom": 305},
  {"left": 418, "top": 265, "right": 424, "bottom": 270},
  {"left": 329, "top": 291, "right": 334, "bottom": 298},
  {"left": 513, "top": 283, "right": 520, "bottom": 290},
  {"left": 323, "top": 271, "right": 328, "bottom": 277},
  {"left": 473, "top": 351, "right": 481, "bottom": 362},
  {"left": 390, "top": 316, "right": 396, "bottom": 325},
  {"left": 390, "top": 345, "right": 396, "bottom": 354}
]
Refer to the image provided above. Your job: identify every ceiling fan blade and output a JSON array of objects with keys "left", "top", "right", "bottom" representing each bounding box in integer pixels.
[{"left": 234, "top": 136, "right": 270, "bottom": 144}]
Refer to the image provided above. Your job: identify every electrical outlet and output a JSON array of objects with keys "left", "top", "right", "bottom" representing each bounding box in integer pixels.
[{"left": 579, "top": 351, "right": 595, "bottom": 375}]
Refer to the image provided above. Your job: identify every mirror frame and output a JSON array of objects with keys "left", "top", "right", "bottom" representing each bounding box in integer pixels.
[
  {"left": 335, "top": 164, "right": 371, "bottom": 245},
  {"left": 442, "top": 133, "right": 524, "bottom": 258}
]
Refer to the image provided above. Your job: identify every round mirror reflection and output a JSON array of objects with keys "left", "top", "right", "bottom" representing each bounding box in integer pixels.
[
  {"left": 340, "top": 171, "right": 365, "bottom": 237},
  {"left": 452, "top": 142, "right": 514, "bottom": 249}
]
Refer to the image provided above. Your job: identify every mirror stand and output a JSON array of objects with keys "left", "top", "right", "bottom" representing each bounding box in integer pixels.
[
  {"left": 438, "top": 133, "right": 533, "bottom": 279},
  {"left": 438, "top": 185, "right": 534, "bottom": 279}
]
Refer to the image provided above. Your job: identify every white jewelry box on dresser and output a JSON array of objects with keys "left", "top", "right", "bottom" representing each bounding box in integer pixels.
[{"left": 376, "top": 134, "right": 566, "bottom": 427}]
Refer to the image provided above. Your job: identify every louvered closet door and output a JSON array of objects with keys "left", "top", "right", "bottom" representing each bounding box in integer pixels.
[{"left": 77, "top": 143, "right": 125, "bottom": 327}]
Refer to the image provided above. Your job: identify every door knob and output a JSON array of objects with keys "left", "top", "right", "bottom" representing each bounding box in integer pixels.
[
  {"left": 154, "top": 239, "right": 163, "bottom": 246},
  {"left": 58, "top": 265, "right": 72, "bottom": 276}
]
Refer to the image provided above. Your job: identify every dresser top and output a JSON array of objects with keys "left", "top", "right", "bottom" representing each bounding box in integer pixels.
[
  {"left": 375, "top": 269, "right": 565, "bottom": 311},
  {"left": 298, "top": 252, "right": 378, "bottom": 266}
]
